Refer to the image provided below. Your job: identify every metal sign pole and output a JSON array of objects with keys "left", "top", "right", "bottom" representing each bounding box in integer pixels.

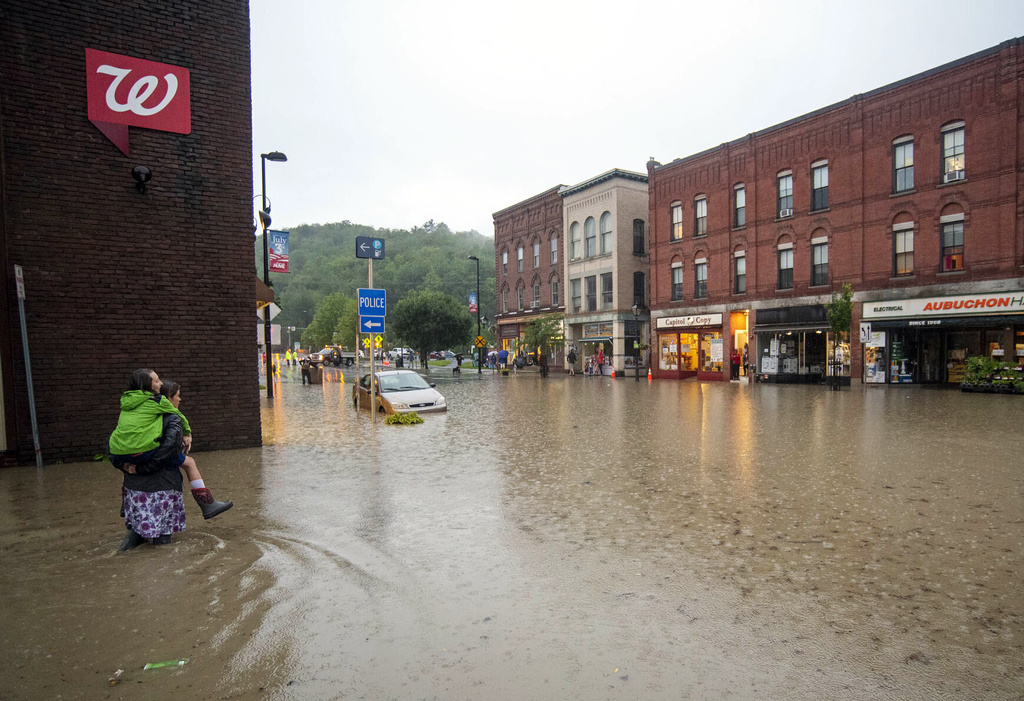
[
  {"left": 369, "top": 258, "right": 375, "bottom": 424},
  {"left": 14, "top": 266, "right": 42, "bottom": 468}
]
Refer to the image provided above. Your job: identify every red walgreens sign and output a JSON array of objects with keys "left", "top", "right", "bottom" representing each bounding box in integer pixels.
[{"left": 85, "top": 48, "right": 191, "bottom": 156}]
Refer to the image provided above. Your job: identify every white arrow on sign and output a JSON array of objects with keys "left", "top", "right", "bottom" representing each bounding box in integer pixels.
[
  {"left": 359, "top": 242, "right": 371, "bottom": 253},
  {"left": 364, "top": 319, "right": 382, "bottom": 329}
]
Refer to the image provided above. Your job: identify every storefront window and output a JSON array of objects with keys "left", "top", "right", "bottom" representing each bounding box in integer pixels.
[
  {"left": 679, "top": 333, "right": 698, "bottom": 371},
  {"left": 700, "top": 332, "right": 723, "bottom": 372},
  {"left": 826, "top": 332, "right": 851, "bottom": 377},
  {"left": 756, "top": 330, "right": 828, "bottom": 378},
  {"left": 659, "top": 335, "right": 678, "bottom": 371}
]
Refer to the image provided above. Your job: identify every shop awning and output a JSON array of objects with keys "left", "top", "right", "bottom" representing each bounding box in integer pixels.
[{"left": 580, "top": 337, "right": 612, "bottom": 343}]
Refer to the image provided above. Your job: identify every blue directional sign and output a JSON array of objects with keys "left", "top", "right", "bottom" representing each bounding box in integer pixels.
[
  {"left": 355, "top": 236, "right": 385, "bottom": 260},
  {"left": 357, "top": 288, "right": 387, "bottom": 317},
  {"left": 360, "top": 316, "right": 385, "bottom": 333}
]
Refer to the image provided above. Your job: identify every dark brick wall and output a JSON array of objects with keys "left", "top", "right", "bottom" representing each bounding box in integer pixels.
[
  {"left": 0, "top": 0, "right": 261, "bottom": 464},
  {"left": 647, "top": 38, "right": 1024, "bottom": 378}
]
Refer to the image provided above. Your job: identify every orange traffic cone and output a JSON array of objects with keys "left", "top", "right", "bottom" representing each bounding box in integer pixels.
[
  {"left": 611, "top": 368, "right": 616, "bottom": 378},
  {"left": 647, "top": 367, "right": 653, "bottom": 380}
]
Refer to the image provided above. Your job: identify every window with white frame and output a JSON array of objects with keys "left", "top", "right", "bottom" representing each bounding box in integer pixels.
[
  {"left": 570, "top": 222, "right": 581, "bottom": 259},
  {"left": 671, "top": 263, "right": 683, "bottom": 301},
  {"left": 940, "top": 214, "right": 964, "bottom": 272},
  {"left": 734, "top": 184, "right": 745, "bottom": 228},
  {"left": 502, "top": 250, "right": 508, "bottom": 275},
  {"left": 570, "top": 278, "right": 581, "bottom": 313},
  {"left": 533, "top": 283, "right": 540, "bottom": 306},
  {"left": 694, "top": 196, "right": 707, "bottom": 236},
  {"left": 811, "top": 239, "right": 828, "bottom": 286},
  {"left": 551, "top": 278, "right": 559, "bottom": 306},
  {"left": 670, "top": 202, "right": 683, "bottom": 241},
  {"left": 893, "top": 221, "right": 914, "bottom": 276},
  {"left": 584, "top": 217, "right": 597, "bottom": 257},
  {"left": 734, "top": 252, "right": 746, "bottom": 294},
  {"left": 777, "top": 171, "right": 793, "bottom": 217},
  {"left": 893, "top": 136, "right": 914, "bottom": 193},
  {"left": 533, "top": 242, "right": 540, "bottom": 268},
  {"left": 777, "top": 245, "right": 794, "bottom": 289},
  {"left": 551, "top": 237, "right": 558, "bottom": 264},
  {"left": 502, "top": 288, "right": 508, "bottom": 312},
  {"left": 811, "top": 160, "right": 828, "bottom": 211},
  {"left": 601, "top": 272, "right": 613, "bottom": 309},
  {"left": 600, "top": 211, "right": 612, "bottom": 254},
  {"left": 517, "top": 246, "right": 523, "bottom": 272},
  {"left": 517, "top": 286, "right": 524, "bottom": 310},
  {"left": 694, "top": 259, "right": 707, "bottom": 298},
  {"left": 941, "top": 121, "right": 965, "bottom": 181}
]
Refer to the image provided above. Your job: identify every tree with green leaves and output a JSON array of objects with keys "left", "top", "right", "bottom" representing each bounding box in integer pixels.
[
  {"left": 390, "top": 290, "right": 473, "bottom": 365},
  {"left": 303, "top": 292, "right": 352, "bottom": 350},
  {"left": 824, "top": 283, "right": 854, "bottom": 391},
  {"left": 523, "top": 314, "right": 564, "bottom": 357}
]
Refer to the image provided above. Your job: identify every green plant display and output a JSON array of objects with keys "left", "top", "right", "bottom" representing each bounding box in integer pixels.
[
  {"left": 385, "top": 411, "right": 424, "bottom": 425},
  {"left": 961, "top": 356, "right": 1024, "bottom": 394}
]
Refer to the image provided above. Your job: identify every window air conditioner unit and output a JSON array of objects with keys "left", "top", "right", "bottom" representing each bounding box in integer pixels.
[
  {"left": 530, "top": 301, "right": 540, "bottom": 308},
  {"left": 943, "top": 170, "right": 964, "bottom": 183},
  {"left": 779, "top": 208, "right": 793, "bottom": 218}
]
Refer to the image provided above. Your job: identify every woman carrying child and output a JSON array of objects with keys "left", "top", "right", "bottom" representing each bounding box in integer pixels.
[{"left": 108, "top": 369, "right": 233, "bottom": 551}]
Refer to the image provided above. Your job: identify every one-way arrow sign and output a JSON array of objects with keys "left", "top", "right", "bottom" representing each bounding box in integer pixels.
[
  {"left": 356, "top": 236, "right": 385, "bottom": 260},
  {"left": 360, "top": 315, "right": 385, "bottom": 333}
]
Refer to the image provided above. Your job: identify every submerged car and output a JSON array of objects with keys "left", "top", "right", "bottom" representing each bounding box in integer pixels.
[{"left": 352, "top": 370, "right": 447, "bottom": 414}]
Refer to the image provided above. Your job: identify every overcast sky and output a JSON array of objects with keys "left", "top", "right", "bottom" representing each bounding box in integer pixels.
[{"left": 250, "top": 0, "right": 1020, "bottom": 237}]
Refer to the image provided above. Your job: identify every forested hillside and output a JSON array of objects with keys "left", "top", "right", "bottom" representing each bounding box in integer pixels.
[{"left": 258, "top": 220, "right": 495, "bottom": 338}]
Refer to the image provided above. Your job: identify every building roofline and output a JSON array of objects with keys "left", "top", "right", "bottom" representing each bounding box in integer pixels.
[
  {"left": 653, "top": 36, "right": 1024, "bottom": 172},
  {"left": 559, "top": 168, "right": 648, "bottom": 197},
  {"left": 492, "top": 185, "right": 565, "bottom": 219}
]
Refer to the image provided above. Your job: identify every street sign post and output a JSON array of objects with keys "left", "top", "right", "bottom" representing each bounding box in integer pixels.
[
  {"left": 355, "top": 236, "right": 385, "bottom": 260},
  {"left": 360, "top": 316, "right": 385, "bottom": 333}
]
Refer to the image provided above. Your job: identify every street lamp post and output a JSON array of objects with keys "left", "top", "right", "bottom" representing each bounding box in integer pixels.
[
  {"left": 632, "top": 304, "right": 641, "bottom": 382},
  {"left": 260, "top": 151, "right": 287, "bottom": 399},
  {"left": 468, "top": 256, "right": 482, "bottom": 374}
]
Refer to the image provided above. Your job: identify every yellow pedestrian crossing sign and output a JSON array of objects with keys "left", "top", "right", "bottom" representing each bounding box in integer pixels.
[
  {"left": 362, "top": 337, "right": 371, "bottom": 348},
  {"left": 374, "top": 334, "right": 383, "bottom": 348},
  {"left": 475, "top": 336, "right": 486, "bottom": 348}
]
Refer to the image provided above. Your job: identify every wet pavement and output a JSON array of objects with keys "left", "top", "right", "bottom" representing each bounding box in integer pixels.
[{"left": 1, "top": 364, "right": 1022, "bottom": 699}]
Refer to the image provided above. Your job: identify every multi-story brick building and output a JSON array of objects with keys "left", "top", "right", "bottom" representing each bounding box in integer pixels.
[
  {"left": 561, "top": 169, "right": 650, "bottom": 376},
  {"left": 647, "top": 37, "right": 1024, "bottom": 385},
  {"left": 0, "top": 1, "right": 262, "bottom": 464},
  {"left": 492, "top": 186, "right": 565, "bottom": 364}
]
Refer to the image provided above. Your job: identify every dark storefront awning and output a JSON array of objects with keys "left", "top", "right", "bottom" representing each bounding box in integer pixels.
[
  {"left": 256, "top": 277, "right": 274, "bottom": 309},
  {"left": 868, "top": 314, "right": 1023, "bottom": 329}
]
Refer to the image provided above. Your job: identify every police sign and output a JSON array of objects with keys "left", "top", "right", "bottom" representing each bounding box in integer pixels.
[{"left": 357, "top": 288, "right": 386, "bottom": 317}]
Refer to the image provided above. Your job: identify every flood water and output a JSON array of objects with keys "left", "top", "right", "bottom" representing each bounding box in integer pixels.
[{"left": 1, "top": 365, "right": 1022, "bottom": 699}]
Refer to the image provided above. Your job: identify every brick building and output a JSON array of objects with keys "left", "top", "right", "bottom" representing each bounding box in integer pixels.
[
  {"left": 647, "top": 37, "right": 1024, "bottom": 384},
  {"left": 492, "top": 186, "right": 565, "bottom": 364},
  {"left": 0, "top": 1, "right": 262, "bottom": 464},
  {"left": 561, "top": 169, "right": 650, "bottom": 376}
]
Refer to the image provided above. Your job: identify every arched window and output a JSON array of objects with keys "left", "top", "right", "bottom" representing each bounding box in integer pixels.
[
  {"left": 693, "top": 196, "right": 707, "bottom": 236},
  {"left": 550, "top": 275, "right": 560, "bottom": 306},
  {"left": 892, "top": 212, "right": 914, "bottom": 277},
  {"left": 670, "top": 259, "right": 683, "bottom": 301},
  {"left": 694, "top": 254, "right": 708, "bottom": 298},
  {"left": 733, "top": 248, "right": 746, "bottom": 294},
  {"left": 584, "top": 217, "right": 597, "bottom": 257},
  {"left": 670, "top": 201, "right": 683, "bottom": 241},
  {"left": 810, "top": 228, "right": 828, "bottom": 286},
  {"left": 600, "top": 212, "right": 613, "bottom": 254},
  {"left": 570, "top": 222, "right": 581, "bottom": 259}
]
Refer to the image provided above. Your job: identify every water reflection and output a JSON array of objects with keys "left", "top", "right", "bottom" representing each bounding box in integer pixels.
[{"left": 1, "top": 365, "right": 1021, "bottom": 699}]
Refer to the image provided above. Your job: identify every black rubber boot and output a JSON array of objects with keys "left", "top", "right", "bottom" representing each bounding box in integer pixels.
[
  {"left": 119, "top": 530, "right": 146, "bottom": 552},
  {"left": 152, "top": 534, "right": 172, "bottom": 545},
  {"left": 192, "top": 488, "right": 233, "bottom": 520}
]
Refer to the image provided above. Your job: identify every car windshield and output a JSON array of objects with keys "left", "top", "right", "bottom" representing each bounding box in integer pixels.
[
  {"left": 378, "top": 373, "right": 431, "bottom": 392},
  {"left": 318, "top": 348, "right": 332, "bottom": 354}
]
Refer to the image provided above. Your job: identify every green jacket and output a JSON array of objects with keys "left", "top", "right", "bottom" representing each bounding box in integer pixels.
[{"left": 108, "top": 391, "right": 192, "bottom": 456}]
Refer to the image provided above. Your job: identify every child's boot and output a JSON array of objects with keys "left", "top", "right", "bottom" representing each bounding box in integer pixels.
[
  {"left": 191, "top": 487, "right": 233, "bottom": 520},
  {"left": 119, "top": 528, "right": 146, "bottom": 552}
]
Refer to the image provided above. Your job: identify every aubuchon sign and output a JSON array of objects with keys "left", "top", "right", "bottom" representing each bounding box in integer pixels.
[{"left": 862, "top": 291, "right": 1024, "bottom": 319}]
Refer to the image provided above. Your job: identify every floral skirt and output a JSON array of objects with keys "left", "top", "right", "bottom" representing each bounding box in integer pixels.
[{"left": 123, "top": 489, "right": 186, "bottom": 538}]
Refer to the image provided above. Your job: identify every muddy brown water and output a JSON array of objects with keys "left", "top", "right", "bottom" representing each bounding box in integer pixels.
[{"left": 1, "top": 366, "right": 1022, "bottom": 699}]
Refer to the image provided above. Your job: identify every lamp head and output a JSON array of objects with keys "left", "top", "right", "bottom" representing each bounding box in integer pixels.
[
  {"left": 468, "top": 255, "right": 478, "bottom": 261},
  {"left": 262, "top": 151, "right": 288, "bottom": 162},
  {"left": 258, "top": 209, "right": 272, "bottom": 228},
  {"left": 131, "top": 165, "right": 152, "bottom": 193}
]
